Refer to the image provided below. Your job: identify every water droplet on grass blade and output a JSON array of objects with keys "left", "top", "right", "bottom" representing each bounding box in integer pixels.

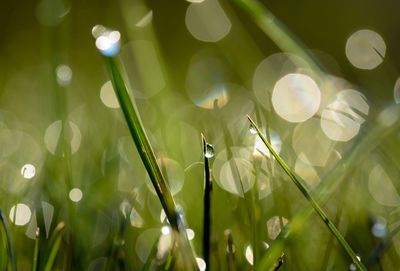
[
  {"left": 349, "top": 256, "right": 361, "bottom": 271},
  {"left": 249, "top": 124, "right": 257, "bottom": 135},
  {"left": 205, "top": 143, "right": 215, "bottom": 158},
  {"left": 93, "top": 25, "right": 121, "bottom": 57},
  {"left": 186, "top": 228, "right": 195, "bottom": 240},
  {"left": 196, "top": 257, "right": 206, "bottom": 271}
]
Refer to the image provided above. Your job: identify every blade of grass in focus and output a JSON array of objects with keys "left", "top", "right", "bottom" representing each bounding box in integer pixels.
[
  {"left": 247, "top": 116, "right": 367, "bottom": 271},
  {"left": 201, "top": 134, "right": 212, "bottom": 271},
  {"left": 102, "top": 55, "right": 198, "bottom": 271},
  {"left": 0, "top": 210, "right": 16, "bottom": 271},
  {"left": 43, "top": 222, "right": 65, "bottom": 271},
  {"left": 256, "top": 105, "right": 400, "bottom": 270},
  {"left": 32, "top": 228, "right": 40, "bottom": 271}
]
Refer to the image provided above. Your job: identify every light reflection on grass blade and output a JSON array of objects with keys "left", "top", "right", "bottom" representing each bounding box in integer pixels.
[
  {"left": 103, "top": 56, "right": 198, "bottom": 271},
  {"left": 201, "top": 134, "right": 212, "bottom": 271},
  {"left": 247, "top": 116, "right": 367, "bottom": 271}
]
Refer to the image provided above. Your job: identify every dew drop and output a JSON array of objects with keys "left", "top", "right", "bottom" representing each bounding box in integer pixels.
[
  {"left": 249, "top": 124, "right": 257, "bottom": 135},
  {"left": 196, "top": 257, "right": 206, "bottom": 271},
  {"left": 349, "top": 256, "right": 361, "bottom": 271},
  {"left": 21, "top": 164, "right": 36, "bottom": 179},
  {"left": 186, "top": 228, "right": 195, "bottom": 240},
  {"left": 205, "top": 143, "right": 215, "bottom": 158},
  {"left": 93, "top": 25, "right": 121, "bottom": 57}
]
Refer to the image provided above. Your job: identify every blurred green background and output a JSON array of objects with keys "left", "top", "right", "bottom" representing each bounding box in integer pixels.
[{"left": 1, "top": 0, "right": 400, "bottom": 270}]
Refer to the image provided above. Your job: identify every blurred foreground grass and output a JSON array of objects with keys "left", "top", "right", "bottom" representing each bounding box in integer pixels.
[{"left": 1, "top": 0, "right": 400, "bottom": 270}]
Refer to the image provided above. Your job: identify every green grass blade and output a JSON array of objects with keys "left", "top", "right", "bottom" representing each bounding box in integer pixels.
[
  {"left": 32, "top": 228, "right": 40, "bottom": 271},
  {"left": 201, "top": 134, "right": 212, "bottom": 271},
  {"left": 247, "top": 116, "right": 366, "bottom": 271},
  {"left": 105, "top": 56, "right": 179, "bottom": 230},
  {"left": 103, "top": 56, "right": 198, "bottom": 271},
  {"left": 0, "top": 210, "right": 16, "bottom": 271},
  {"left": 43, "top": 222, "right": 65, "bottom": 271}
]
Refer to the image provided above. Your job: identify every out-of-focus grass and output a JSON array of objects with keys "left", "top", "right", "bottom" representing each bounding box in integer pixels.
[{"left": 1, "top": 0, "right": 400, "bottom": 270}]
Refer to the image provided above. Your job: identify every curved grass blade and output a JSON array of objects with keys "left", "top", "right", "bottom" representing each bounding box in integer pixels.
[
  {"left": 247, "top": 116, "right": 366, "bottom": 271},
  {"left": 32, "top": 228, "right": 40, "bottom": 271},
  {"left": 201, "top": 134, "right": 213, "bottom": 271},
  {"left": 105, "top": 56, "right": 178, "bottom": 230},
  {"left": 0, "top": 210, "right": 16, "bottom": 271},
  {"left": 43, "top": 222, "right": 65, "bottom": 271},
  {"left": 102, "top": 55, "right": 198, "bottom": 271}
]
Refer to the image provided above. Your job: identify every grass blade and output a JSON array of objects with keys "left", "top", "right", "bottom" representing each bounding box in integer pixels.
[
  {"left": 32, "top": 228, "right": 40, "bottom": 271},
  {"left": 102, "top": 54, "right": 198, "bottom": 270},
  {"left": 247, "top": 116, "right": 367, "bottom": 271},
  {"left": 0, "top": 210, "right": 16, "bottom": 271},
  {"left": 105, "top": 56, "right": 178, "bottom": 230},
  {"left": 201, "top": 134, "right": 213, "bottom": 271},
  {"left": 43, "top": 222, "right": 65, "bottom": 271}
]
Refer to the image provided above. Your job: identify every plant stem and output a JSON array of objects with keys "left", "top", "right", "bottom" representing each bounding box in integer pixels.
[
  {"left": 247, "top": 116, "right": 367, "bottom": 271},
  {"left": 44, "top": 222, "right": 65, "bottom": 271},
  {"left": 32, "top": 228, "right": 40, "bottom": 271},
  {"left": 202, "top": 134, "right": 212, "bottom": 271},
  {"left": 0, "top": 210, "right": 16, "bottom": 271},
  {"left": 103, "top": 56, "right": 198, "bottom": 270}
]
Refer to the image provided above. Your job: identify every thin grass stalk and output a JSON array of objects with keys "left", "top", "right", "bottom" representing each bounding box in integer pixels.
[
  {"left": 32, "top": 228, "right": 40, "bottom": 271},
  {"left": 105, "top": 56, "right": 178, "bottom": 229},
  {"left": 247, "top": 116, "right": 366, "bottom": 271},
  {"left": 0, "top": 210, "right": 16, "bottom": 271},
  {"left": 43, "top": 222, "right": 65, "bottom": 271},
  {"left": 201, "top": 134, "right": 212, "bottom": 271},
  {"left": 256, "top": 105, "right": 400, "bottom": 269},
  {"left": 103, "top": 56, "right": 198, "bottom": 270}
]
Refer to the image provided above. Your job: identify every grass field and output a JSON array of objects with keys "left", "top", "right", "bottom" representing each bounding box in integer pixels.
[{"left": 1, "top": 0, "right": 400, "bottom": 270}]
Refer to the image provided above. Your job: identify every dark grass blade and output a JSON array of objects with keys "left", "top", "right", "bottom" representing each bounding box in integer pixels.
[
  {"left": 103, "top": 56, "right": 198, "bottom": 270},
  {"left": 247, "top": 116, "right": 366, "bottom": 271},
  {"left": 43, "top": 222, "right": 65, "bottom": 271},
  {"left": 32, "top": 228, "right": 40, "bottom": 271},
  {"left": 0, "top": 210, "right": 16, "bottom": 271},
  {"left": 201, "top": 134, "right": 212, "bottom": 271}
]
